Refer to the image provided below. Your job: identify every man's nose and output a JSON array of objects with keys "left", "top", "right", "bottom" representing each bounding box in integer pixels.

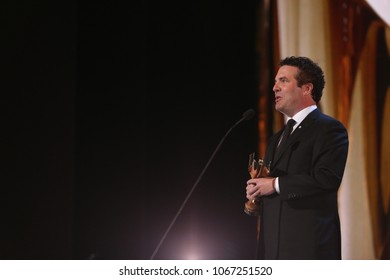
[{"left": 272, "top": 82, "right": 279, "bottom": 92}]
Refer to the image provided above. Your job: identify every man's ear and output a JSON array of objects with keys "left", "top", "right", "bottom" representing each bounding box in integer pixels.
[{"left": 303, "top": 83, "right": 313, "bottom": 96}]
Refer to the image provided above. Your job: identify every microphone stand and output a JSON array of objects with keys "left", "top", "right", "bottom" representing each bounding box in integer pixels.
[{"left": 150, "top": 109, "right": 255, "bottom": 260}]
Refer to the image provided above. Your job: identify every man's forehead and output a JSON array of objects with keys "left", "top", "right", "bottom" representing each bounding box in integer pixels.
[{"left": 275, "top": 65, "right": 298, "bottom": 78}]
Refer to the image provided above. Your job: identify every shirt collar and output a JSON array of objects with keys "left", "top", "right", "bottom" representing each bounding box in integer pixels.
[{"left": 286, "top": 105, "right": 317, "bottom": 130}]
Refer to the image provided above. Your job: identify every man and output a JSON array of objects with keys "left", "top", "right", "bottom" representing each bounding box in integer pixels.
[{"left": 246, "top": 56, "right": 349, "bottom": 259}]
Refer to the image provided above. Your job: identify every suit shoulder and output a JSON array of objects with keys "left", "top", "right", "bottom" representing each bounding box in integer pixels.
[{"left": 314, "top": 112, "right": 346, "bottom": 129}]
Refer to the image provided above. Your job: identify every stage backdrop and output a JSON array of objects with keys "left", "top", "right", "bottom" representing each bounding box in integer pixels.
[{"left": 273, "top": 0, "right": 390, "bottom": 259}]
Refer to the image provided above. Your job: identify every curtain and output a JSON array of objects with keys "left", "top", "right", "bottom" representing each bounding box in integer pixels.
[{"left": 275, "top": 0, "right": 390, "bottom": 259}]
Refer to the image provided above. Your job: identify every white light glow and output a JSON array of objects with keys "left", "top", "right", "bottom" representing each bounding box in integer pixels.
[{"left": 365, "top": 0, "right": 390, "bottom": 27}]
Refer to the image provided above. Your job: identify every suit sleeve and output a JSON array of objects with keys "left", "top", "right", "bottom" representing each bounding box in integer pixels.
[{"left": 278, "top": 119, "right": 349, "bottom": 200}]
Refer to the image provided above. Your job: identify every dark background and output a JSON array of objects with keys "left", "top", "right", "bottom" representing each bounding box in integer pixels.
[{"left": 2, "top": 0, "right": 261, "bottom": 259}]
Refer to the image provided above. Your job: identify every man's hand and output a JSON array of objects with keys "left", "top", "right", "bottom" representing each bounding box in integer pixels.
[{"left": 246, "top": 177, "right": 276, "bottom": 201}]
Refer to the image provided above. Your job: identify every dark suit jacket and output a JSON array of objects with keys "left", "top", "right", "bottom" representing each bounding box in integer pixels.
[{"left": 259, "top": 108, "right": 349, "bottom": 260}]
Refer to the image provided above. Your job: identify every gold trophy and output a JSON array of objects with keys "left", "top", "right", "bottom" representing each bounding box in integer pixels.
[{"left": 244, "top": 153, "right": 270, "bottom": 216}]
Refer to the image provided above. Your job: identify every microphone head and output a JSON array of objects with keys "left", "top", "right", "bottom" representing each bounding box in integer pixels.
[{"left": 242, "top": 109, "right": 256, "bottom": 121}]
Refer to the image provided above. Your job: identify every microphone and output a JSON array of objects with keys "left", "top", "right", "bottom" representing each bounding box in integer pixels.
[
  {"left": 150, "top": 109, "right": 256, "bottom": 259},
  {"left": 237, "top": 108, "right": 256, "bottom": 124}
]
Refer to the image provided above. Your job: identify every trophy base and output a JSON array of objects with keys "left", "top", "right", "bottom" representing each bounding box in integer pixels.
[{"left": 244, "top": 200, "right": 261, "bottom": 216}]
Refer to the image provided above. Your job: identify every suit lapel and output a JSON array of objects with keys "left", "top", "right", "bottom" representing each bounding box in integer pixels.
[
  {"left": 271, "top": 109, "right": 320, "bottom": 168},
  {"left": 268, "top": 130, "right": 282, "bottom": 166}
]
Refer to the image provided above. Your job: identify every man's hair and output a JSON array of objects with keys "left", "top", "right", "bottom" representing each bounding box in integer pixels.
[{"left": 279, "top": 56, "right": 325, "bottom": 103}]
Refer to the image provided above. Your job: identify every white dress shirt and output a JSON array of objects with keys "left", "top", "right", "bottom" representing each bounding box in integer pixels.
[{"left": 274, "top": 105, "right": 317, "bottom": 194}]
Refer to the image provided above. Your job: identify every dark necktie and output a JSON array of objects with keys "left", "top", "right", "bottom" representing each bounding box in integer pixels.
[{"left": 278, "top": 118, "right": 296, "bottom": 149}]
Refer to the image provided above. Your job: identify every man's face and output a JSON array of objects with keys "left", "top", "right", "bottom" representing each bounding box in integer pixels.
[{"left": 273, "top": 65, "right": 305, "bottom": 117}]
